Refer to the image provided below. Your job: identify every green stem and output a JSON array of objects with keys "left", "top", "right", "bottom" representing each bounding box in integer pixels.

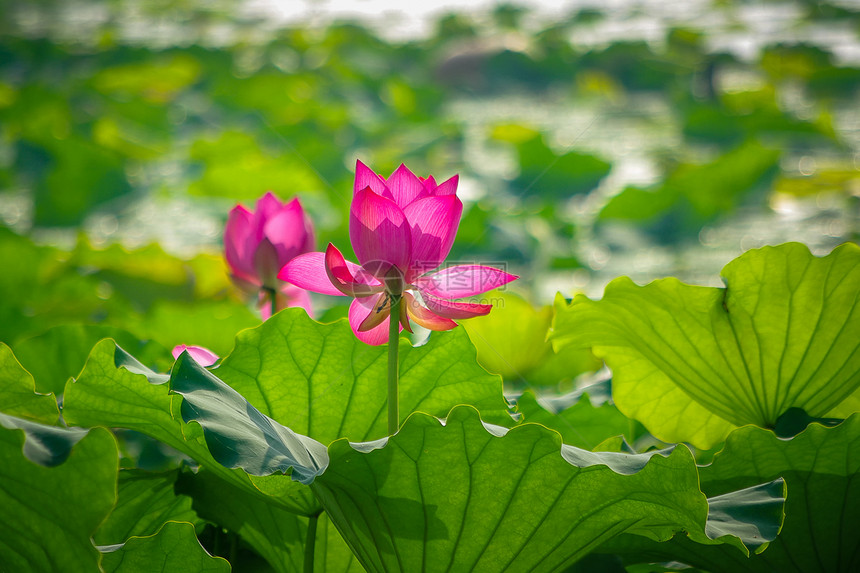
[
  {"left": 263, "top": 286, "right": 277, "bottom": 319},
  {"left": 388, "top": 295, "right": 401, "bottom": 435},
  {"left": 304, "top": 513, "right": 319, "bottom": 573}
]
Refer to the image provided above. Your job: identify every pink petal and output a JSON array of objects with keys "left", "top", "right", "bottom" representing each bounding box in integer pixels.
[
  {"left": 263, "top": 198, "right": 313, "bottom": 264},
  {"left": 421, "top": 293, "right": 493, "bottom": 319},
  {"left": 434, "top": 174, "right": 459, "bottom": 196},
  {"left": 403, "top": 292, "right": 457, "bottom": 331},
  {"left": 325, "top": 243, "right": 385, "bottom": 298},
  {"left": 350, "top": 188, "right": 412, "bottom": 276},
  {"left": 224, "top": 205, "right": 257, "bottom": 281},
  {"left": 172, "top": 345, "right": 219, "bottom": 367},
  {"left": 385, "top": 164, "right": 427, "bottom": 208},
  {"left": 253, "top": 192, "right": 285, "bottom": 237},
  {"left": 402, "top": 195, "right": 463, "bottom": 280},
  {"left": 349, "top": 296, "right": 401, "bottom": 345},
  {"left": 415, "top": 265, "right": 518, "bottom": 298},
  {"left": 278, "top": 252, "right": 349, "bottom": 296},
  {"left": 354, "top": 159, "right": 388, "bottom": 196},
  {"left": 421, "top": 175, "right": 437, "bottom": 193}
]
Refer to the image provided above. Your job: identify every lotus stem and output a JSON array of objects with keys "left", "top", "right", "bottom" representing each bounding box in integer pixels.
[
  {"left": 388, "top": 295, "right": 401, "bottom": 435},
  {"left": 262, "top": 286, "right": 277, "bottom": 319},
  {"left": 304, "top": 512, "right": 319, "bottom": 573}
]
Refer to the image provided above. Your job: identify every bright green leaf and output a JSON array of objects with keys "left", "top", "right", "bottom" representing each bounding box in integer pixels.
[
  {"left": 99, "top": 521, "right": 229, "bottom": 573},
  {"left": 0, "top": 342, "right": 59, "bottom": 424},
  {"left": 462, "top": 290, "right": 600, "bottom": 387},
  {"left": 551, "top": 242, "right": 860, "bottom": 448}
]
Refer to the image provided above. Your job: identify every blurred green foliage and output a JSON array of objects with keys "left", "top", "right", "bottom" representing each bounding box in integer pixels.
[{"left": 0, "top": 0, "right": 855, "bottom": 266}]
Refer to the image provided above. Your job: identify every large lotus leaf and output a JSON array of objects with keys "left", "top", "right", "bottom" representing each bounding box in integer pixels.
[
  {"left": 312, "top": 405, "right": 775, "bottom": 573},
  {"left": 13, "top": 324, "right": 171, "bottom": 395},
  {"left": 0, "top": 342, "right": 59, "bottom": 424},
  {"left": 0, "top": 414, "right": 117, "bottom": 572},
  {"left": 94, "top": 469, "right": 201, "bottom": 546},
  {"left": 601, "top": 414, "right": 860, "bottom": 572},
  {"left": 461, "top": 291, "right": 600, "bottom": 387},
  {"left": 63, "top": 339, "right": 317, "bottom": 515},
  {"left": 99, "top": 521, "right": 229, "bottom": 573},
  {"left": 551, "top": 242, "right": 860, "bottom": 448},
  {"left": 178, "top": 467, "right": 363, "bottom": 573},
  {"left": 211, "top": 308, "right": 512, "bottom": 445}
]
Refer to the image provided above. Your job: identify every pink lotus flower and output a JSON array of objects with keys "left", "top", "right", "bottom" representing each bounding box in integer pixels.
[
  {"left": 172, "top": 345, "right": 219, "bottom": 367},
  {"left": 224, "top": 192, "right": 315, "bottom": 318},
  {"left": 279, "top": 160, "right": 517, "bottom": 345}
]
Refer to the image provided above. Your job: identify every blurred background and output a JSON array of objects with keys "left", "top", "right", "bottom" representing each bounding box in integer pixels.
[{"left": 1, "top": 0, "right": 858, "bottom": 389}]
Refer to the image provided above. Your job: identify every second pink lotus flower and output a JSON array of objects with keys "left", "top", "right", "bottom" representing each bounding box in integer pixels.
[
  {"left": 279, "top": 160, "right": 517, "bottom": 345},
  {"left": 224, "top": 192, "right": 315, "bottom": 317}
]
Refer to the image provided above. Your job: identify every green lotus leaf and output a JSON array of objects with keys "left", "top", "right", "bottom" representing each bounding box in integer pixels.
[
  {"left": 171, "top": 363, "right": 781, "bottom": 572},
  {"left": 0, "top": 342, "right": 59, "bottom": 424},
  {"left": 63, "top": 339, "right": 317, "bottom": 515},
  {"left": 211, "top": 308, "right": 513, "bottom": 445},
  {"left": 696, "top": 414, "right": 860, "bottom": 572},
  {"left": 516, "top": 380, "right": 642, "bottom": 450},
  {"left": 602, "top": 413, "right": 860, "bottom": 572},
  {"left": 99, "top": 521, "right": 229, "bottom": 573},
  {"left": 462, "top": 291, "right": 601, "bottom": 387},
  {"left": 312, "top": 405, "right": 776, "bottom": 573},
  {"left": 551, "top": 242, "right": 860, "bottom": 448},
  {"left": 594, "top": 479, "right": 786, "bottom": 570},
  {"left": 0, "top": 414, "right": 117, "bottom": 572},
  {"left": 95, "top": 469, "right": 201, "bottom": 546},
  {"left": 178, "top": 467, "right": 362, "bottom": 573}
]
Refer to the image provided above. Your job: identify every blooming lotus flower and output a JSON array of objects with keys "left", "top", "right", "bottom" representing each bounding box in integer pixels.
[
  {"left": 279, "top": 160, "right": 517, "bottom": 345},
  {"left": 172, "top": 345, "right": 219, "bottom": 367},
  {"left": 224, "top": 192, "right": 315, "bottom": 318}
]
